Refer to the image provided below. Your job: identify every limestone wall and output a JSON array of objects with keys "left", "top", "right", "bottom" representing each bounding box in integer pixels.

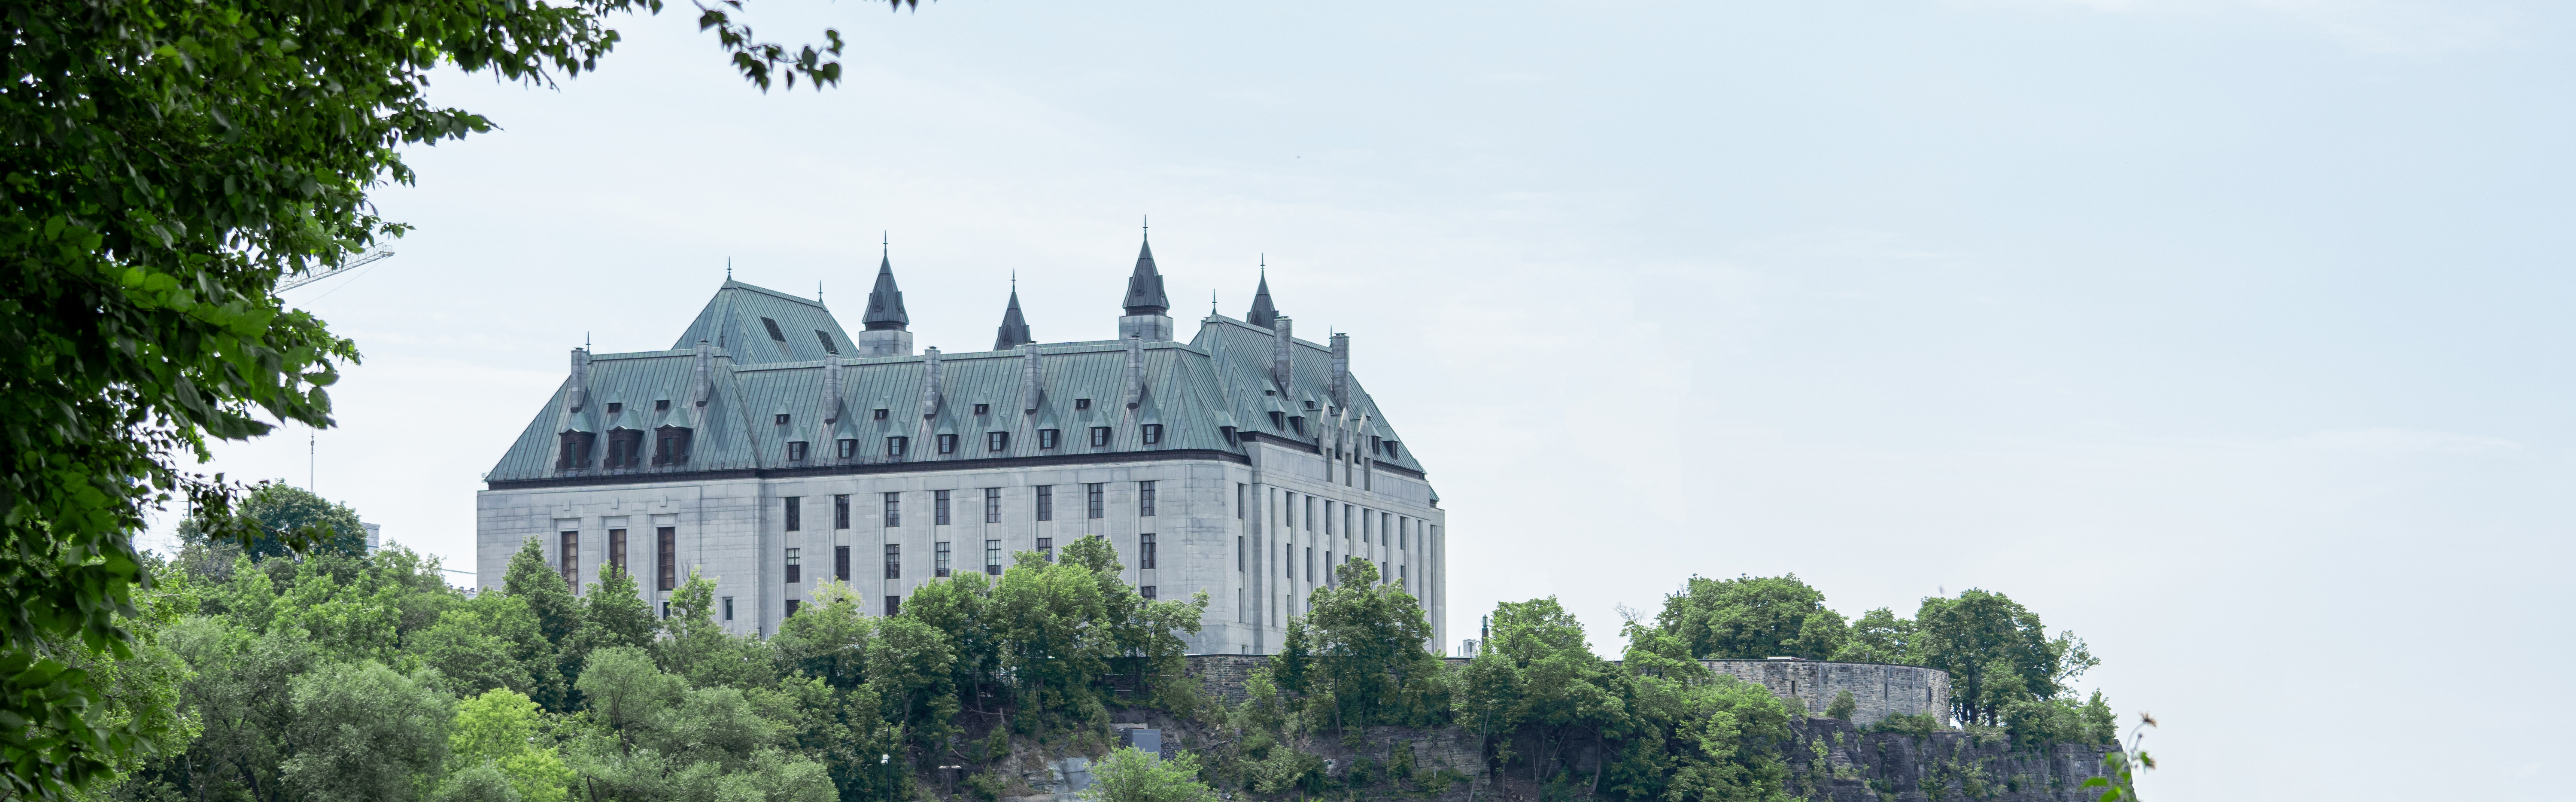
[{"left": 1703, "top": 659, "right": 1952, "bottom": 727}]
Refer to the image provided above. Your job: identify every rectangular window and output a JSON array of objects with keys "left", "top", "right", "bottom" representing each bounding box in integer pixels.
[
  {"left": 887, "top": 436, "right": 908, "bottom": 456},
  {"left": 987, "top": 432, "right": 1009, "bottom": 451},
  {"left": 1036, "top": 486, "right": 1054, "bottom": 521},
  {"left": 1327, "top": 551, "right": 1335, "bottom": 584},
  {"left": 1075, "top": 398, "right": 1092, "bottom": 410},
  {"left": 778, "top": 413, "right": 793, "bottom": 426},
  {"left": 722, "top": 596, "right": 734, "bottom": 621},
  {"left": 935, "top": 490, "right": 951, "bottom": 525},
  {"left": 1086, "top": 484, "right": 1105, "bottom": 519},
  {"left": 1324, "top": 501, "right": 1334, "bottom": 535},
  {"left": 984, "top": 488, "right": 1002, "bottom": 523},
  {"left": 985, "top": 540, "right": 1002, "bottom": 575},
  {"left": 787, "top": 441, "right": 808, "bottom": 460},
  {"left": 816, "top": 330, "right": 838, "bottom": 354},
  {"left": 784, "top": 497, "right": 801, "bottom": 531},
  {"left": 1037, "top": 537, "right": 1053, "bottom": 562},
  {"left": 884, "top": 544, "right": 901, "bottom": 579},
  {"left": 1141, "top": 424, "right": 1162, "bottom": 445},
  {"left": 1140, "top": 534, "right": 1156, "bottom": 569},
  {"left": 1090, "top": 427, "right": 1112, "bottom": 446},
  {"left": 874, "top": 408, "right": 889, "bottom": 421},
  {"left": 1237, "top": 484, "right": 1245, "bottom": 519},
  {"left": 657, "top": 527, "right": 676, "bottom": 590},
  {"left": 1285, "top": 541, "right": 1293, "bottom": 579},
  {"left": 1363, "top": 509, "right": 1373, "bottom": 541},
  {"left": 1305, "top": 547, "right": 1314, "bottom": 582},
  {"left": 937, "top": 434, "right": 958, "bottom": 454},
  {"left": 1237, "top": 535, "right": 1245, "bottom": 572},
  {"left": 835, "top": 545, "right": 851, "bottom": 582},
  {"left": 1039, "top": 429, "right": 1060, "bottom": 449},
  {"left": 786, "top": 599, "right": 801, "bottom": 617},
  {"left": 1305, "top": 497, "right": 1315, "bottom": 531},
  {"left": 834, "top": 495, "right": 851, "bottom": 529},
  {"left": 974, "top": 403, "right": 991, "bottom": 415},
  {"left": 883, "top": 493, "right": 902, "bottom": 527},
  {"left": 884, "top": 596, "right": 901, "bottom": 617},
  {"left": 609, "top": 529, "right": 628, "bottom": 576},
  {"left": 1138, "top": 481, "right": 1157, "bottom": 517},
  {"left": 1284, "top": 493, "right": 1294, "bottom": 530},
  {"left": 559, "top": 531, "right": 579, "bottom": 590},
  {"left": 935, "top": 542, "right": 952, "bottom": 577},
  {"left": 762, "top": 316, "right": 787, "bottom": 342},
  {"left": 838, "top": 439, "right": 859, "bottom": 458},
  {"left": 785, "top": 548, "right": 802, "bottom": 583},
  {"left": 1399, "top": 564, "right": 1407, "bottom": 590},
  {"left": 1346, "top": 506, "right": 1355, "bottom": 540},
  {"left": 1140, "top": 586, "right": 1157, "bottom": 600}
]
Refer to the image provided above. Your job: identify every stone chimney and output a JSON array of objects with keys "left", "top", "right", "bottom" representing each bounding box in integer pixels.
[
  {"left": 1122, "top": 335, "right": 1146, "bottom": 411},
  {"left": 820, "top": 354, "right": 843, "bottom": 425},
  {"left": 919, "top": 348, "right": 944, "bottom": 420},
  {"left": 1020, "top": 342, "right": 1044, "bottom": 413},
  {"left": 1328, "top": 333, "right": 1350, "bottom": 410},
  {"left": 568, "top": 348, "right": 591, "bottom": 412},
  {"left": 690, "top": 340, "right": 714, "bottom": 428},
  {"left": 1270, "top": 316, "right": 1294, "bottom": 393}
]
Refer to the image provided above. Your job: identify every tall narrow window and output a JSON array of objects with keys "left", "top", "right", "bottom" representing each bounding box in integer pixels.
[
  {"left": 609, "top": 529, "right": 628, "bottom": 576},
  {"left": 1140, "top": 534, "right": 1157, "bottom": 569},
  {"left": 1037, "top": 537, "right": 1053, "bottom": 562},
  {"left": 834, "top": 495, "right": 851, "bottom": 529},
  {"left": 559, "top": 530, "right": 579, "bottom": 591},
  {"left": 1039, "top": 429, "right": 1060, "bottom": 449},
  {"left": 1324, "top": 501, "right": 1334, "bottom": 535},
  {"left": 1140, "top": 424, "right": 1163, "bottom": 445},
  {"left": 1036, "top": 486, "right": 1054, "bottom": 521},
  {"left": 1363, "top": 509, "right": 1373, "bottom": 542},
  {"left": 934, "top": 490, "right": 952, "bottom": 525},
  {"left": 1305, "top": 497, "right": 1315, "bottom": 531},
  {"left": 1237, "top": 536, "right": 1245, "bottom": 572},
  {"left": 884, "top": 544, "right": 901, "bottom": 579},
  {"left": 1283, "top": 493, "right": 1294, "bottom": 530},
  {"left": 1237, "top": 484, "right": 1245, "bottom": 519},
  {"left": 656, "top": 527, "right": 676, "bottom": 591},
  {"left": 787, "top": 441, "right": 808, "bottom": 460},
  {"left": 785, "top": 548, "right": 802, "bottom": 583},
  {"left": 723, "top": 596, "right": 734, "bottom": 621},
  {"left": 1086, "top": 484, "right": 1105, "bottom": 519},
  {"left": 784, "top": 497, "right": 802, "bottom": 531},
  {"left": 1138, "top": 481, "right": 1157, "bottom": 517},
  {"left": 1090, "top": 427, "right": 1112, "bottom": 446},
  {"left": 937, "top": 434, "right": 958, "bottom": 454},
  {"left": 608, "top": 430, "right": 644, "bottom": 467},
  {"left": 1305, "top": 547, "right": 1314, "bottom": 582},
  {"left": 838, "top": 439, "right": 859, "bottom": 458},
  {"left": 985, "top": 540, "right": 1002, "bottom": 575},
  {"left": 887, "top": 436, "right": 908, "bottom": 456},
  {"left": 835, "top": 546, "right": 850, "bottom": 582},
  {"left": 935, "top": 542, "right": 952, "bottom": 577},
  {"left": 786, "top": 599, "right": 801, "bottom": 618},
  {"left": 884, "top": 493, "right": 901, "bottom": 527},
  {"left": 984, "top": 488, "right": 1002, "bottom": 523},
  {"left": 884, "top": 596, "right": 901, "bottom": 617},
  {"left": 987, "top": 432, "right": 1009, "bottom": 451},
  {"left": 1346, "top": 506, "right": 1355, "bottom": 540},
  {"left": 816, "top": 330, "right": 838, "bottom": 354}
]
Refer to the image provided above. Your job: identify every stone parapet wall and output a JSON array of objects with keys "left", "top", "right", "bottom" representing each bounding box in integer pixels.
[
  {"left": 1704, "top": 659, "right": 1951, "bottom": 727},
  {"left": 1188, "top": 655, "right": 1950, "bottom": 729}
]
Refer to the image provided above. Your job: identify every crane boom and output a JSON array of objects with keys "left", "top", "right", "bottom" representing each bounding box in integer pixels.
[{"left": 277, "top": 250, "right": 393, "bottom": 292}]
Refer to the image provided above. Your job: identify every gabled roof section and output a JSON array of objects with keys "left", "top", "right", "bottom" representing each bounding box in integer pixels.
[{"left": 670, "top": 280, "right": 856, "bottom": 366}]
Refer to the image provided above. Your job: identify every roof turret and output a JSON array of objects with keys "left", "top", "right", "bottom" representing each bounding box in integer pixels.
[
  {"left": 994, "top": 284, "right": 1034, "bottom": 351},
  {"left": 1245, "top": 264, "right": 1279, "bottom": 328},
  {"left": 863, "top": 252, "right": 909, "bottom": 331},
  {"left": 1122, "top": 237, "right": 1169, "bottom": 315}
]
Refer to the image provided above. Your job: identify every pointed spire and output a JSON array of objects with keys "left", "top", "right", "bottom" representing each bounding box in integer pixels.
[
  {"left": 1246, "top": 259, "right": 1279, "bottom": 328},
  {"left": 863, "top": 244, "right": 909, "bottom": 331},
  {"left": 993, "top": 282, "right": 1034, "bottom": 351},
  {"left": 1122, "top": 229, "right": 1170, "bottom": 315}
]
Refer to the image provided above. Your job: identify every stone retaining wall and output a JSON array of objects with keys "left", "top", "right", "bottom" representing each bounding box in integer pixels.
[{"left": 1185, "top": 654, "right": 1950, "bottom": 728}]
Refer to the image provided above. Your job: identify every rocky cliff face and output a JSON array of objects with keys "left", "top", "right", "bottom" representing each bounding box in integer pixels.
[{"left": 1782, "top": 719, "right": 2118, "bottom": 802}]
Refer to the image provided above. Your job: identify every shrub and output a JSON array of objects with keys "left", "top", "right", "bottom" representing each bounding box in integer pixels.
[{"left": 1827, "top": 690, "right": 1857, "bottom": 721}]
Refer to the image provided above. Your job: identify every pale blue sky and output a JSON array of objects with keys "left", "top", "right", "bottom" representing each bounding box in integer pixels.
[{"left": 167, "top": 1, "right": 2574, "bottom": 798}]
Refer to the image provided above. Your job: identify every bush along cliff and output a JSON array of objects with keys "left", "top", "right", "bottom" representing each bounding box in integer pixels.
[{"left": 80, "top": 522, "right": 2139, "bottom": 802}]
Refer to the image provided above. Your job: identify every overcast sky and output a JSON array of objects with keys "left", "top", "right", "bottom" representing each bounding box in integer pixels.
[{"left": 155, "top": 1, "right": 2575, "bottom": 798}]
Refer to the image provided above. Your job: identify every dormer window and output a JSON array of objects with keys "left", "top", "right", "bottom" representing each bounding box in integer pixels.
[
  {"left": 606, "top": 430, "right": 644, "bottom": 467},
  {"left": 787, "top": 441, "right": 809, "bottom": 461},
  {"left": 1269, "top": 412, "right": 1285, "bottom": 429},
  {"left": 761, "top": 317, "right": 787, "bottom": 342},
  {"left": 1090, "top": 427, "right": 1112, "bottom": 447},
  {"left": 1141, "top": 424, "right": 1163, "bottom": 445},
  {"left": 815, "top": 330, "right": 838, "bottom": 354},
  {"left": 1038, "top": 429, "right": 1060, "bottom": 449},
  {"left": 887, "top": 436, "right": 908, "bottom": 456},
  {"left": 556, "top": 432, "right": 595, "bottom": 470},
  {"left": 1220, "top": 426, "right": 1237, "bottom": 444},
  {"left": 606, "top": 402, "right": 623, "bottom": 415},
  {"left": 656, "top": 399, "right": 671, "bottom": 412},
  {"left": 838, "top": 439, "right": 859, "bottom": 459},
  {"left": 874, "top": 409, "right": 889, "bottom": 421},
  {"left": 775, "top": 413, "right": 790, "bottom": 426},
  {"left": 1371, "top": 436, "right": 1382, "bottom": 452},
  {"left": 937, "top": 434, "right": 957, "bottom": 454},
  {"left": 651, "top": 427, "right": 693, "bottom": 466},
  {"left": 987, "top": 432, "right": 1009, "bottom": 451},
  {"left": 1385, "top": 441, "right": 1399, "bottom": 458},
  {"left": 973, "top": 403, "right": 990, "bottom": 415},
  {"left": 1289, "top": 417, "right": 1306, "bottom": 436},
  {"left": 1075, "top": 398, "right": 1092, "bottom": 411}
]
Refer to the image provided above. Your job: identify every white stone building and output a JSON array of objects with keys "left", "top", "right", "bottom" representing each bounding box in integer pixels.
[{"left": 476, "top": 238, "right": 1446, "bottom": 655}]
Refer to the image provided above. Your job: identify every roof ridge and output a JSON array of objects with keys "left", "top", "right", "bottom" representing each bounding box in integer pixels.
[{"left": 722, "top": 278, "right": 828, "bottom": 309}]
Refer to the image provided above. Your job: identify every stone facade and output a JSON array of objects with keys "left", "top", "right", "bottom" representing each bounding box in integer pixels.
[{"left": 1704, "top": 658, "right": 1952, "bottom": 727}]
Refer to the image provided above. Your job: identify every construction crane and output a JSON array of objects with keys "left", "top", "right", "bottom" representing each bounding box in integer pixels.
[{"left": 276, "top": 249, "right": 393, "bottom": 292}]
